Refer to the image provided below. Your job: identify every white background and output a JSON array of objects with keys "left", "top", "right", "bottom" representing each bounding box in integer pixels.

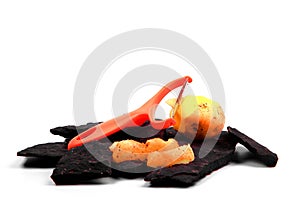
[{"left": 0, "top": 1, "right": 299, "bottom": 199}]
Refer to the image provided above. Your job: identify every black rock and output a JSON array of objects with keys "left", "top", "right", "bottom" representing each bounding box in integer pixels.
[
  {"left": 17, "top": 142, "right": 68, "bottom": 168},
  {"left": 108, "top": 125, "right": 170, "bottom": 143},
  {"left": 17, "top": 142, "right": 67, "bottom": 159},
  {"left": 144, "top": 132, "right": 238, "bottom": 187},
  {"left": 50, "top": 122, "right": 101, "bottom": 139},
  {"left": 18, "top": 122, "right": 278, "bottom": 187},
  {"left": 50, "top": 121, "right": 175, "bottom": 144},
  {"left": 111, "top": 161, "right": 151, "bottom": 179},
  {"left": 50, "top": 141, "right": 112, "bottom": 185},
  {"left": 22, "top": 157, "right": 62, "bottom": 168},
  {"left": 49, "top": 125, "right": 176, "bottom": 185},
  {"left": 227, "top": 126, "right": 278, "bottom": 167}
]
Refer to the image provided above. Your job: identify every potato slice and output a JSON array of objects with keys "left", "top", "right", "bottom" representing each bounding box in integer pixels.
[
  {"left": 147, "top": 144, "right": 195, "bottom": 168},
  {"left": 109, "top": 139, "right": 146, "bottom": 153},
  {"left": 109, "top": 138, "right": 194, "bottom": 167},
  {"left": 109, "top": 138, "right": 179, "bottom": 163},
  {"left": 145, "top": 138, "right": 179, "bottom": 152},
  {"left": 109, "top": 140, "right": 147, "bottom": 163}
]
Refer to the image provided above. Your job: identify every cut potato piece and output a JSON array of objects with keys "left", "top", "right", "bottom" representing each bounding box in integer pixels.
[
  {"left": 147, "top": 144, "right": 195, "bottom": 168},
  {"left": 109, "top": 138, "right": 180, "bottom": 164},
  {"left": 109, "top": 140, "right": 148, "bottom": 163},
  {"left": 109, "top": 138, "right": 195, "bottom": 167},
  {"left": 109, "top": 139, "right": 146, "bottom": 153},
  {"left": 145, "top": 138, "right": 179, "bottom": 152}
]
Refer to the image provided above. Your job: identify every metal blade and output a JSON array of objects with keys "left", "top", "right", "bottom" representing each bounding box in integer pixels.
[{"left": 171, "top": 78, "right": 188, "bottom": 118}]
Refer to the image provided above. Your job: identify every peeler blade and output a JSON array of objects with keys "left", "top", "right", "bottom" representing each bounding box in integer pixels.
[{"left": 170, "top": 77, "right": 188, "bottom": 118}]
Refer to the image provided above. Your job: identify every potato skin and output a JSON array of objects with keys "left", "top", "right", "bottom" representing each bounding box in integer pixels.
[{"left": 167, "top": 96, "right": 225, "bottom": 140}]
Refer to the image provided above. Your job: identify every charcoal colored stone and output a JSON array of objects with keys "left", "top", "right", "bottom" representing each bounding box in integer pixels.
[
  {"left": 49, "top": 124, "right": 177, "bottom": 184},
  {"left": 17, "top": 142, "right": 67, "bottom": 158},
  {"left": 50, "top": 141, "right": 112, "bottom": 185},
  {"left": 50, "top": 122, "right": 101, "bottom": 139},
  {"left": 50, "top": 121, "right": 173, "bottom": 144},
  {"left": 23, "top": 157, "right": 61, "bottom": 168},
  {"left": 108, "top": 125, "right": 169, "bottom": 143},
  {"left": 17, "top": 142, "right": 68, "bottom": 168},
  {"left": 227, "top": 126, "right": 278, "bottom": 167},
  {"left": 144, "top": 132, "right": 238, "bottom": 187},
  {"left": 18, "top": 121, "right": 278, "bottom": 187},
  {"left": 111, "top": 161, "right": 151, "bottom": 179}
]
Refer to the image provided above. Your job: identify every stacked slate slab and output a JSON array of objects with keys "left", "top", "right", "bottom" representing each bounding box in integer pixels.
[{"left": 17, "top": 122, "right": 278, "bottom": 187}]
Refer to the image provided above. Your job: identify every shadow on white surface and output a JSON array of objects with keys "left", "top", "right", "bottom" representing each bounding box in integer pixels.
[
  {"left": 9, "top": 157, "right": 26, "bottom": 169},
  {"left": 232, "top": 145, "right": 266, "bottom": 168},
  {"left": 45, "top": 177, "right": 120, "bottom": 186}
]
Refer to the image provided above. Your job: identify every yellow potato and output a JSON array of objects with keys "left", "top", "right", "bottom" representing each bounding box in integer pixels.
[{"left": 166, "top": 95, "right": 225, "bottom": 140}]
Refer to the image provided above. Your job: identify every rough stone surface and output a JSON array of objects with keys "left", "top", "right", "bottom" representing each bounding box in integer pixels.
[
  {"left": 17, "top": 123, "right": 278, "bottom": 187},
  {"left": 144, "top": 132, "right": 238, "bottom": 187},
  {"left": 50, "top": 141, "right": 112, "bottom": 185},
  {"left": 50, "top": 122, "right": 101, "bottom": 139},
  {"left": 227, "top": 126, "right": 278, "bottom": 167},
  {"left": 50, "top": 121, "right": 174, "bottom": 143},
  {"left": 17, "top": 142, "right": 67, "bottom": 158}
]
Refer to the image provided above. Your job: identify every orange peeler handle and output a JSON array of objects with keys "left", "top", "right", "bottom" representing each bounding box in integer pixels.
[
  {"left": 68, "top": 76, "right": 192, "bottom": 150},
  {"left": 67, "top": 112, "right": 147, "bottom": 150}
]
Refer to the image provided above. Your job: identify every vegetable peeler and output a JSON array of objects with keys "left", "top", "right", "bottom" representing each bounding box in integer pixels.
[{"left": 68, "top": 76, "right": 192, "bottom": 150}]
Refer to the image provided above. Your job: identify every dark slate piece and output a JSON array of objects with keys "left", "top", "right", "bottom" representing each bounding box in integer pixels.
[
  {"left": 111, "top": 161, "right": 151, "bottom": 179},
  {"left": 18, "top": 123, "right": 174, "bottom": 159},
  {"left": 144, "top": 132, "right": 238, "bottom": 187},
  {"left": 18, "top": 122, "right": 278, "bottom": 187},
  {"left": 17, "top": 142, "right": 67, "bottom": 158},
  {"left": 17, "top": 142, "right": 68, "bottom": 168},
  {"left": 22, "top": 157, "right": 61, "bottom": 168},
  {"left": 49, "top": 125, "right": 175, "bottom": 184},
  {"left": 50, "top": 122, "right": 101, "bottom": 139},
  {"left": 50, "top": 141, "right": 112, "bottom": 185},
  {"left": 122, "top": 120, "right": 177, "bottom": 142},
  {"left": 50, "top": 121, "right": 175, "bottom": 143},
  {"left": 227, "top": 126, "right": 278, "bottom": 167},
  {"left": 108, "top": 125, "right": 170, "bottom": 143}
]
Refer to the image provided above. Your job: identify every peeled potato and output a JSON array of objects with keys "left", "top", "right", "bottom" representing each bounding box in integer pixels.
[{"left": 166, "top": 95, "right": 225, "bottom": 140}]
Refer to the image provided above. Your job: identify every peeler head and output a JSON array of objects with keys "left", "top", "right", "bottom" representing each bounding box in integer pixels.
[
  {"left": 137, "top": 76, "right": 192, "bottom": 130},
  {"left": 170, "top": 77, "right": 189, "bottom": 118}
]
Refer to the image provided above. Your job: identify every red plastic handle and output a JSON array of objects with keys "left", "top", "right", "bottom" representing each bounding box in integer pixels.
[
  {"left": 68, "top": 76, "right": 192, "bottom": 150},
  {"left": 67, "top": 113, "right": 144, "bottom": 149}
]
